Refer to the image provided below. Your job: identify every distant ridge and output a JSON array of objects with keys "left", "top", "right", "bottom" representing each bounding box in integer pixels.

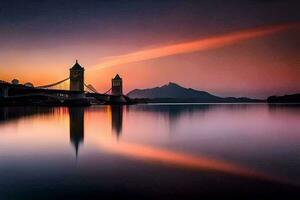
[
  {"left": 267, "top": 93, "right": 300, "bottom": 103},
  {"left": 127, "top": 82, "right": 262, "bottom": 103}
]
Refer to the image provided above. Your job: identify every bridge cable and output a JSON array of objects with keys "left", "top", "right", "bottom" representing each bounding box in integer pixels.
[
  {"left": 36, "top": 77, "right": 70, "bottom": 89},
  {"left": 103, "top": 88, "right": 112, "bottom": 94},
  {"left": 84, "top": 83, "right": 98, "bottom": 93}
]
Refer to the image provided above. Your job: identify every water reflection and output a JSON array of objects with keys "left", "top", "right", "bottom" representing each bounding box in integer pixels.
[
  {"left": 110, "top": 105, "right": 123, "bottom": 138},
  {"left": 0, "top": 104, "right": 300, "bottom": 199},
  {"left": 128, "top": 104, "right": 212, "bottom": 120},
  {"left": 126, "top": 104, "right": 213, "bottom": 136},
  {"left": 268, "top": 104, "right": 300, "bottom": 114},
  {"left": 69, "top": 107, "right": 84, "bottom": 158},
  {"left": 0, "top": 106, "right": 54, "bottom": 124},
  {"left": 68, "top": 105, "right": 125, "bottom": 157}
]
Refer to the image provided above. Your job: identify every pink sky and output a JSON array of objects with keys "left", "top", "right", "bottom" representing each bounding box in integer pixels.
[{"left": 1, "top": 23, "right": 299, "bottom": 98}]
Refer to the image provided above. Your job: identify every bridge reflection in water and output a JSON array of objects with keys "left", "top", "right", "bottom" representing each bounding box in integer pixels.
[
  {"left": 110, "top": 105, "right": 123, "bottom": 138},
  {"left": 68, "top": 105, "right": 124, "bottom": 157},
  {"left": 69, "top": 107, "right": 84, "bottom": 158}
]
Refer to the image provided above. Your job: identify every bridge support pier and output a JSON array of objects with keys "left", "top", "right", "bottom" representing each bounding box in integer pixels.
[
  {"left": 64, "top": 92, "right": 90, "bottom": 106},
  {"left": 1, "top": 87, "right": 8, "bottom": 98},
  {"left": 69, "top": 92, "right": 86, "bottom": 99}
]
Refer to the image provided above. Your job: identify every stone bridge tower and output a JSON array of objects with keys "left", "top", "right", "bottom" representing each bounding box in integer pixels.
[
  {"left": 70, "top": 60, "right": 84, "bottom": 91},
  {"left": 112, "top": 74, "right": 123, "bottom": 95}
]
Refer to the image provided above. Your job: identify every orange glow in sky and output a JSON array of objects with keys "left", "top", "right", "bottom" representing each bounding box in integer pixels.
[
  {"left": 1, "top": 22, "right": 299, "bottom": 98},
  {"left": 92, "top": 23, "right": 299, "bottom": 69}
]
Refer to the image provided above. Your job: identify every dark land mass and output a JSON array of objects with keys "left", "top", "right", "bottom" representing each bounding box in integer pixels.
[
  {"left": 128, "top": 82, "right": 263, "bottom": 103},
  {"left": 267, "top": 93, "right": 300, "bottom": 103},
  {"left": 0, "top": 82, "right": 132, "bottom": 106},
  {"left": 1, "top": 82, "right": 299, "bottom": 106}
]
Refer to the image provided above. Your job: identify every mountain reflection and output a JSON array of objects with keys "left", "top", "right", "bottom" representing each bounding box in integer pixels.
[
  {"left": 127, "top": 104, "right": 213, "bottom": 134},
  {"left": 127, "top": 104, "right": 212, "bottom": 121}
]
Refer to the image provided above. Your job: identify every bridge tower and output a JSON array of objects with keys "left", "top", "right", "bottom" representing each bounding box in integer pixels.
[
  {"left": 70, "top": 60, "right": 84, "bottom": 91},
  {"left": 112, "top": 74, "right": 123, "bottom": 95}
]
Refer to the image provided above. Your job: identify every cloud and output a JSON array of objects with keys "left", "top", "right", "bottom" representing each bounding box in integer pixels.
[{"left": 90, "top": 22, "right": 299, "bottom": 70}]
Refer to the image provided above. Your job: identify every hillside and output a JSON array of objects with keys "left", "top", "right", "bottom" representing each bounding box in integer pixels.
[{"left": 127, "top": 82, "right": 261, "bottom": 103}]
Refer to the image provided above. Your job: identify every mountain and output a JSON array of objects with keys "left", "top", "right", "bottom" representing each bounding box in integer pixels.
[{"left": 127, "top": 82, "right": 261, "bottom": 103}]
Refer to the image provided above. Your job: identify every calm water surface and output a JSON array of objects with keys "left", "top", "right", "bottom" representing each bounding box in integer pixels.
[{"left": 0, "top": 104, "right": 300, "bottom": 199}]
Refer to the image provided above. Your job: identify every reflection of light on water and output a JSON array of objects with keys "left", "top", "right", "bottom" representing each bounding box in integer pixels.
[{"left": 96, "top": 138, "right": 296, "bottom": 186}]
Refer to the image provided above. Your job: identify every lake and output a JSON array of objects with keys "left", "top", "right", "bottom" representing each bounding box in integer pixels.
[{"left": 0, "top": 104, "right": 300, "bottom": 199}]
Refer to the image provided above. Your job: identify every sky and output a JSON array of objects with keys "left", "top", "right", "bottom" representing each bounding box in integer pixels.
[{"left": 0, "top": 0, "right": 299, "bottom": 98}]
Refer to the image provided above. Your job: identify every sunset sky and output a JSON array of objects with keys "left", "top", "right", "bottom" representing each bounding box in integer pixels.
[{"left": 0, "top": 0, "right": 299, "bottom": 98}]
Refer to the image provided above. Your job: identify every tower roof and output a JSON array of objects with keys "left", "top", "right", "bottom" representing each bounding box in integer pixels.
[
  {"left": 113, "top": 74, "right": 122, "bottom": 80},
  {"left": 71, "top": 60, "right": 84, "bottom": 70}
]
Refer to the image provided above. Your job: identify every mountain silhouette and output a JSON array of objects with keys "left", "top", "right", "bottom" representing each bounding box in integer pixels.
[{"left": 127, "top": 82, "right": 261, "bottom": 103}]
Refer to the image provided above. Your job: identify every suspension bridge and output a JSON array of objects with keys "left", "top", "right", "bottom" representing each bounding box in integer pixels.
[{"left": 0, "top": 61, "right": 132, "bottom": 106}]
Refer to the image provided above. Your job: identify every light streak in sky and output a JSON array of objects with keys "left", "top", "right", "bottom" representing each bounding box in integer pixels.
[{"left": 91, "top": 22, "right": 299, "bottom": 70}]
